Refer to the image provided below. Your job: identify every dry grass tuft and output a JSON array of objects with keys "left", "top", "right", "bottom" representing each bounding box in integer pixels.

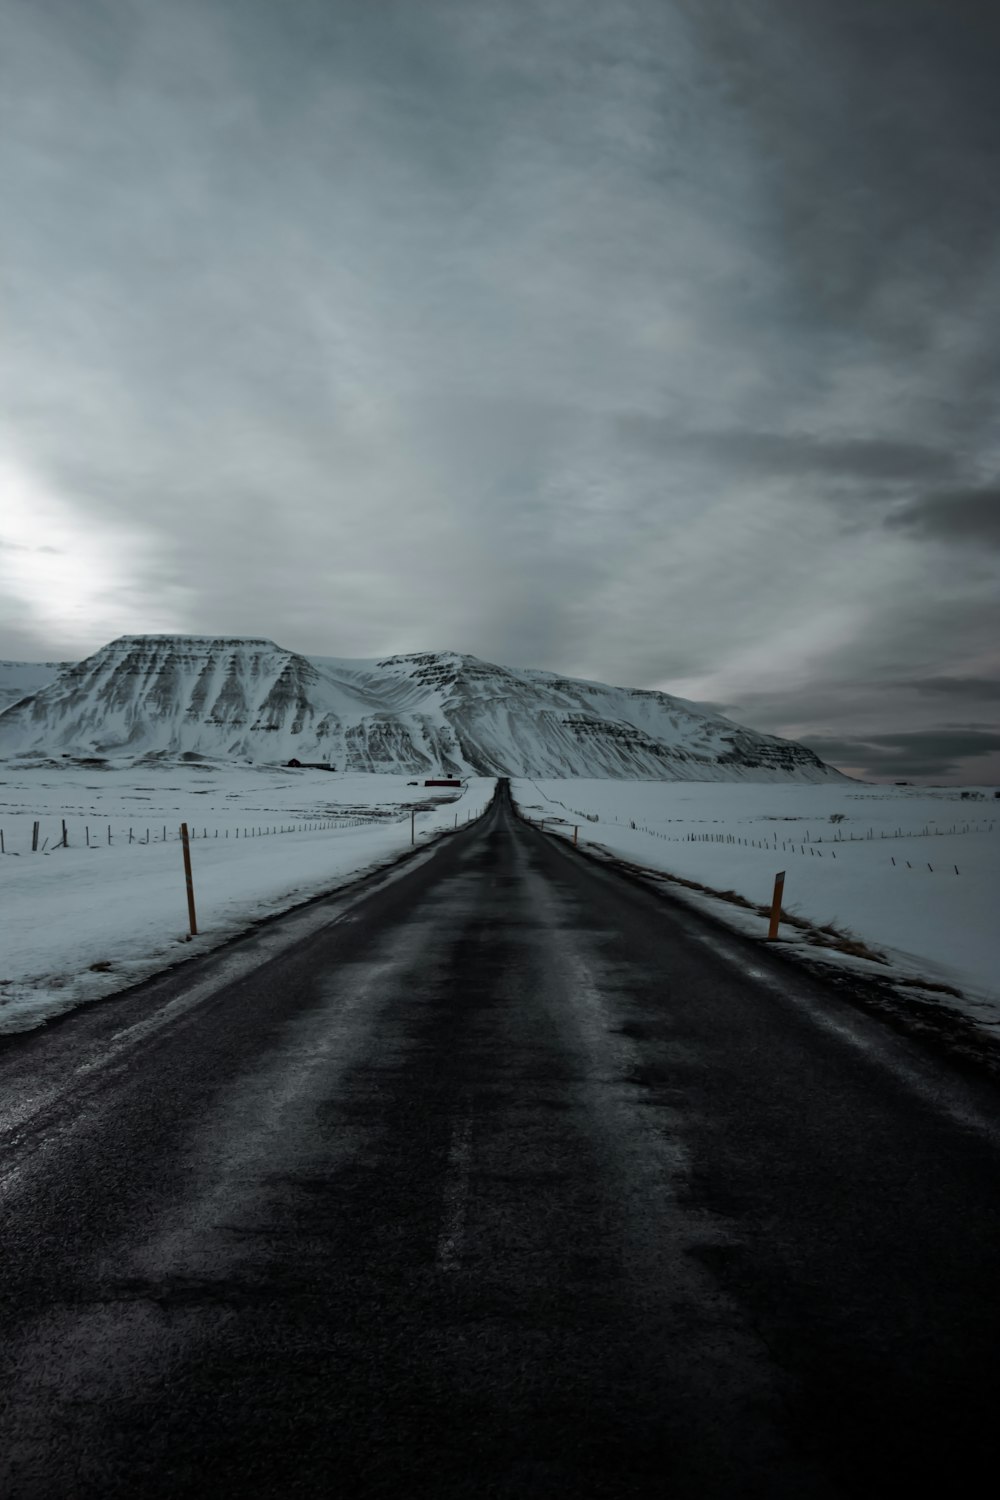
[
  {"left": 811, "top": 934, "right": 888, "bottom": 963},
  {"left": 715, "top": 888, "right": 756, "bottom": 910}
]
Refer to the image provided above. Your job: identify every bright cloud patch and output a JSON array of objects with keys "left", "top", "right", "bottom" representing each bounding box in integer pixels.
[{"left": 0, "top": 443, "right": 186, "bottom": 650}]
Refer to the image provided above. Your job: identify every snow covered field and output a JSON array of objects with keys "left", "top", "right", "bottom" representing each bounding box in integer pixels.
[
  {"left": 0, "top": 763, "right": 494, "bottom": 1033},
  {"left": 515, "top": 779, "right": 1000, "bottom": 1034},
  {"left": 4, "top": 762, "right": 996, "bottom": 1044}
]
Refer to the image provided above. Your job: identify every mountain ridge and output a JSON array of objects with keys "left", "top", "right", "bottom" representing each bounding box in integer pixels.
[{"left": 0, "top": 634, "right": 844, "bottom": 781}]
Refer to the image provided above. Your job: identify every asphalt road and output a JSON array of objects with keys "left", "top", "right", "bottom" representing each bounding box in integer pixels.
[{"left": 2, "top": 780, "right": 999, "bottom": 1498}]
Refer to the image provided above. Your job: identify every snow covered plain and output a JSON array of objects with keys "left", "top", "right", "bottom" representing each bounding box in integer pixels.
[
  {"left": 515, "top": 779, "right": 1000, "bottom": 1036},
  {"left": 0, "top": 762, "right": 494, "bottom": 1033}
]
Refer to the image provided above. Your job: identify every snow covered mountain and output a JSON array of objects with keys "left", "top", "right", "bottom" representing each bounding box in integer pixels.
[{"left": 0, "top": 634, "right": 842, "bottom": 781}]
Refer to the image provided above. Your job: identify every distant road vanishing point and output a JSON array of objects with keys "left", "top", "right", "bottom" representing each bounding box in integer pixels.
[{"left": 1, "top": 781, "right": 998, "bottom": 1497}]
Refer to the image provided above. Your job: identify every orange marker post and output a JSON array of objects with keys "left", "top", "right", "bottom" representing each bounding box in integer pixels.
[
  {"left": 767, "top": 871, "right": 785, "bottom": 941},
  {"left": 180, "top": 822, "right": 198, "bottom": 936}
]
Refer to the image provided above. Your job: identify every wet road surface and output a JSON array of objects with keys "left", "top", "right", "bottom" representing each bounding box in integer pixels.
[{"left": 1, "top": 781, "right": 999, "bottom": 1497}]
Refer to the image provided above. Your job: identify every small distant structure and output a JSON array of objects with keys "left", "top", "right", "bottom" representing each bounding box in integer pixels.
[
  {"left": 286, "top": 758, "right": 335, "bottom": 771},
  {"left": 424, "top": 778, "right": 462, "bottom": 788},
  {"left": 894, "top": 780, "right": 911, "bottom": 786},
  {"left": 287, "top": 757, "right": 302, "bottom": 768}
]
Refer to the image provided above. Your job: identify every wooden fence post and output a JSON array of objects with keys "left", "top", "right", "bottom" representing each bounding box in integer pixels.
[
  {"left": 767, "top": 871, "right": 785, "bottom": 941},
  {"left": 32, "top": 821, "right": 40, "bottom": 852},
  {"left": 180, "top": 823, "right": 198, "bottom": 936}
]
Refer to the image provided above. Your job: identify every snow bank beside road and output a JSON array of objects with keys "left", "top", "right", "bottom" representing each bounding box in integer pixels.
[
  {"left": 0, "top": 766, "right": 495, "bottom": 1034},
  {"left": 515, "top": 779, "right": 1000, "bottom": 1035}
]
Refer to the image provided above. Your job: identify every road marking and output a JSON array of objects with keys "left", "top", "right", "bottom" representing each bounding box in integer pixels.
[{"left": 436, "top": 1109, "right": 473, "bottom": 1272}]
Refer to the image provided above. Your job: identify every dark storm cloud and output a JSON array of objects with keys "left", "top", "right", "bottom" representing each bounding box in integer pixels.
[
  {"left": 907, "top": 677, "right": 1000, "bottom": 701},
  {"left": 885, "top": 488, "right": 1000, "bottom": 546},
  {"left": 684, "top": 2, "right": 1000, "bottom": 336},
  {"left": 620, "top": 421, "right": 963, "bottom": 484},
  {"left": 723, "top": 681, "right": 1000, "bottom": 745},
  {"left": 802, "top": 730, "right": 1000, "bottom": 780}
]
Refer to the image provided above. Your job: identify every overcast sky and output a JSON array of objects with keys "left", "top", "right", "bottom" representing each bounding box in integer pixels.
[{"left": 1, "top": 0, "right": 998, "bottom": 783}]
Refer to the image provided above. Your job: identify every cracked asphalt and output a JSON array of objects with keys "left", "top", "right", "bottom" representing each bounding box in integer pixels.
[{"left": 1, "top": 780, "right": 999, "bottom": 1497}]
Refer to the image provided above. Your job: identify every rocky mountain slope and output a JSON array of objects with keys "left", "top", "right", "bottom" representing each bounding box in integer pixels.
[{"left": 0, "top": 634, "right": 842, "bottom": 780}]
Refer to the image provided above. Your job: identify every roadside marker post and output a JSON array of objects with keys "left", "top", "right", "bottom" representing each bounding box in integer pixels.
[
  {"left": 767, "top": 871, "right": 785, "bottom": 941},
  {"left": 179, "top": 822, "right": 198, "bottom": 937},
  {"left": 411, "top": 809, "right": 416, "bottom": 846},
  {"left": 574, "top": 826, "right": 578, "bottom": 846}
]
